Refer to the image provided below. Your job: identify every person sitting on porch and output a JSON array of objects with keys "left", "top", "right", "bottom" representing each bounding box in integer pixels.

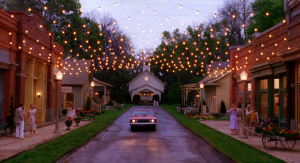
[
  {"left": 261, "top": 113, "right": 270, "bottom": 128},
  {"left": 67, "top": 103, "right": 76, "bottom": 118}
]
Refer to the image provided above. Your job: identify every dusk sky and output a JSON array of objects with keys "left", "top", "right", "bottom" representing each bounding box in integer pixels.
[{"left": 80, "top": 0, "right": 224, "bottom": 54}]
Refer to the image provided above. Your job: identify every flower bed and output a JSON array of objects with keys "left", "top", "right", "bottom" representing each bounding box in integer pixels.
[
  {"left": 259, "top": 123, "right": 300, "bottom": 138},
  {"left": 65, "top": 117, "right": 73, "bottom": 126},
  {"left": 185, "top": 112, "right": 214, "bottom": 120}
]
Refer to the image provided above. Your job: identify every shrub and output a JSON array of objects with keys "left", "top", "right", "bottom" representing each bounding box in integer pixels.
[
  {"left": 133, "top": 94, "right": 140, "bottom": 103},
  {"left": 85, "top": 97, "right": 91, "bottom": 111},
  {"left": 220, "top": 100, "right": 226, "bottom": 113},
  {"left": 4, "top": 95, "right": 15, "bottom": 132},
  {"left": 62, "top": 109, "right": 67, "bottom": 115},
  {"left": 167, "top": 98, "right": 173, "bottom": 105},
  {"left": 107, "top": 100, "right": 114, "bottom": 106},
  {"left": 153, "top": 94, "right": 159, "bottom": 101},
  {"left": 211, "top": 113, "right": 224, "bottom": 119}
]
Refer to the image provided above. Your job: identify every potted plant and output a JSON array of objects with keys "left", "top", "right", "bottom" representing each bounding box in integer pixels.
[
  {"left": 5, "top": 96, "right": 15, "bottom": 136},
  {"left": 74, "top": 116, "right": 82, "bottom": 126},
  {"left": 65, "top": 117, "right": 73, "bottom": 130}
]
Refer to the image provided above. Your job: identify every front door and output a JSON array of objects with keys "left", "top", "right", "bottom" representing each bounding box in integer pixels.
[{"left": 0, "top": 70, "right": 3, "bottom": 129}]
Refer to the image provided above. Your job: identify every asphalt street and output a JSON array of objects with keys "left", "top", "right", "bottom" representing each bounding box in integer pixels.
[{"left": 58, "top": 106, "right": 234, "bottom": 163}]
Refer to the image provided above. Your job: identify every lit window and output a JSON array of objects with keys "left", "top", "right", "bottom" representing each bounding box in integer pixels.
[
  {"left": 260, "top": 79, "right": 268, "bottom": 89},
  {"left": 283, "top": 76, "right": 287, "bottom": 88},
  {"left": 274, "top": 79, "right": 279, "bottom": 89},
  {"left": 248, "top": 83, "right": 251, "bottom": 91}
]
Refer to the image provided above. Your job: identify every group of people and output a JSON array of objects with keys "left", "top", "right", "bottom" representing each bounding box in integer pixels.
[
  {"left": 153, "top": 100, "right": 159, "bottom": 107},
  {"left": 228, "top": 103, "right": 269, "bottom": 136},
  {"left": 14, "top": 104, "right": 37, "bottom": 138}
]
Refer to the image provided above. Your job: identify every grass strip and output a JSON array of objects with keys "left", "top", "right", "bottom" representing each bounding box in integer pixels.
[
  {"left": 3, "top": 104, "right": 132, "bottom": 163},
  {"left": 161, "top": 104, "right": 285, "bottom": 163}
]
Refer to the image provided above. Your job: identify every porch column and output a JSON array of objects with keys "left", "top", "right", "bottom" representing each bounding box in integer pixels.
[
  {"left": 104, "top": 86, "right": 107, "bottom": 104},
  {"left": 181, "top": 90, "right": 184, "bottom": 105},
  {"left": 286, "top": 62, "right": 295, "bottom": 129},
  {"left": 46, "top": 63, "right": 54, "bottom": 122}
]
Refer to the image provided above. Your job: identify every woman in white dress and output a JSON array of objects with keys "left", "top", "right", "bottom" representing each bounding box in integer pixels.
[
  {"left": 27, "top": 104, "right": 37, "bottom": 137},
  {"left": 67, "top": 103, "right": 76, "bottom": 119},
  {"left": 227, "top": 105, "right": 239, "bottom": 135},
  {"left": 236, "top": 103, "right": 242, "bottom": 134}
]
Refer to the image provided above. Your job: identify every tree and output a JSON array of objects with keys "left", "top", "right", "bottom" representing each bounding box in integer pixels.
[
  {"left": 220, "top": 100, "right": 227, "bottom": 113},
  {"left": 246, "top": 0, "right": 285, "bottom": 38},
  {"left": 85, "top": 97, "right": 91, "bottom": 111}
]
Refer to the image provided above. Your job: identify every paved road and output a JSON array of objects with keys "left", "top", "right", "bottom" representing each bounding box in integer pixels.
[{"left": 59, "top": 106, "right": 233, "bottom": 163}]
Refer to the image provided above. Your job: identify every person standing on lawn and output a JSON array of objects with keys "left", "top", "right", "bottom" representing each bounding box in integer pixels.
[
  {"left": 249, "top": 108, "right": 259, "bottom": 136},
  {"left": 153, "top": 100, "right": 156, "bottom": 108},
  {"left": 27, "top": 104, "right": 37, "bottom": 137},
  {"left": 14, "top": 104, "right": 25, "bottom": 138},
  {"left": 236, "top": 103, "right": 242, "bottom": 134},
  {"left": 227, "top": 105, "right": 239, "bottom": 135}
]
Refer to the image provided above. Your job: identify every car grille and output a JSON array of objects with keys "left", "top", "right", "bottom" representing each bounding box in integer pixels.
[{"left": 137, "top": 120, "right": 150, "bottom": 123}]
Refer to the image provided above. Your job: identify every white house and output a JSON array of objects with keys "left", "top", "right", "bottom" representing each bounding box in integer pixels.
[{"left": 128, "top": 58, "right": 165, "bottom": 102}]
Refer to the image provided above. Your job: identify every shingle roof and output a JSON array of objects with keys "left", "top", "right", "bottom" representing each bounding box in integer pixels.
[
  {"left": 206, "top": 62, "right": 230, "bottom": 70},
  {"left": 62, "top": 59, "right": 91, "bottom": 85}
]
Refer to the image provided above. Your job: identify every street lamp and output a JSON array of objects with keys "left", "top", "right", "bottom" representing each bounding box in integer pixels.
[
  {"left": 90, "top": 81, "right": 95, "bottom": 110},
  {"left": 199, "top": 83, "right": 204, "bottom": 121},
  {"left": 54, "top": 70, "right": 63, "bottom": 134},
  {"left": 240, "top": 70, "right": 248, "bottom": 139}
]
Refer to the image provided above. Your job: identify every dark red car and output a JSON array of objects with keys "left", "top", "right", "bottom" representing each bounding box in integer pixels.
[{"left": 129, "top": 109, "right": 157, "bottom": 131}]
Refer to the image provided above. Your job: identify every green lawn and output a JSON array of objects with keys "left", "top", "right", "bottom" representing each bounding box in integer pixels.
[
  {"left": 161, "top": 104, "right": 285, "bottom": 163},
  {"left": 3, "top": 104, "right": 133, "bottom": 163}
]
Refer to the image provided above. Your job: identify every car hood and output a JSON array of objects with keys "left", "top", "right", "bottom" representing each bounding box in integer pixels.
[{"left": 130, "top": 115, "right": 156, "bottom": 119}]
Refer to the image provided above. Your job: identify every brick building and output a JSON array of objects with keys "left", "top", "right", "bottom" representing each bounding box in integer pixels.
[
  {"left": 230, "top": 0, "right": 300, "bottom": 130},
  {"left": 0, "top": 9, "right": 63, "bottom": 130}
]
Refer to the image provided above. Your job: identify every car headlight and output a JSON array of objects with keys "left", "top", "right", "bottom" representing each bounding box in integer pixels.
[
  {"left": 132, "top": 119, "right": 136, "bottom": 123},
  {"left": 151, "top": 119, "right": 155, "bottom": 123}
]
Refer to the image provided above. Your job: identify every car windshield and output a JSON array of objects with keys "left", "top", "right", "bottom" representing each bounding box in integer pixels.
[{"left": 133, "top": 110, "right": 153, "bottom": 116}]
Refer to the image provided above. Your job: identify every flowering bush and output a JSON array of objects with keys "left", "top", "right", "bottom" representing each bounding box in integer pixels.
[
  {"left": 203, "top": 116, "right": 214, "bottom": 120},
  {"left": 74, "top": 116, "right": 82, "bottom": 121},
  {"left": 262, "top": 123, "right": 299, "bottom": 137},
  {"left": 185, "top": 112, "right": 200, "bottom": 118},
  {"left": 65, "top": 117, "right": 73, "bottom": 126},
  {"left": 185, "top": 112, "right": 215, "bottom": 120}
]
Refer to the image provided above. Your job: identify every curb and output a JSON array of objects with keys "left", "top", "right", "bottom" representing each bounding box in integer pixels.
[
  {"left": 161, "top": 106, "right": 235, "bottom": 163},
  {"left": 56, "top": 107, "right": 132, "bottom": 163},
  {"left": 0, "top": 119, "right": 92, "bottom": 162}
]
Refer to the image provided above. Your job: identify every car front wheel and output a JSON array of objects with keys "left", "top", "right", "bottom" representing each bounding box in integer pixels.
[
  {"left": 131, "top": 126, "right": 135, "bottom": 131},
  {"left": 152, "top": 125, "right": 156, "bottom": 131}
]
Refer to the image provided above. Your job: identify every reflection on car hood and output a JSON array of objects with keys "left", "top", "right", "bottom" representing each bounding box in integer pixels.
[{"left": 130, "top": 115, "right": 156, "bottom": 119}]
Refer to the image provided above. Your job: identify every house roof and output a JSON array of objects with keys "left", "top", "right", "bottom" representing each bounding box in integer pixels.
[
  {"left": 131, "top": 84, "right": 164, "bottom": 93},
  {"left": 127, "top": 69, "right": 165, "bottom": 86},
  {"left": 206, "top": 62, "right": 230, "bottom": 71},
  {"left": 93, "top": 78, "right": 113, "bottom": 87},
  {"left": 62, "top": 59, "right": 91, "bottom": 85},
  {"left": 197, "top": 72, "right": 230, "bottom": 85}
]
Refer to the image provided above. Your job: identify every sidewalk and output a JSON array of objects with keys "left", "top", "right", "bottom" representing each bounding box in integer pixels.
[
  {"left": 200, "top": 121, "right": 300, "bottom": 163},
  {"left": 0, "top": 120, "right": 93, "bottom": 161}
]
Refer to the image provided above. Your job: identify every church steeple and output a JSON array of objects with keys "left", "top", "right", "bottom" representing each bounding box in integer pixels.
[{"left": 143, "top": 58, "right": 150, "bottom": 72}]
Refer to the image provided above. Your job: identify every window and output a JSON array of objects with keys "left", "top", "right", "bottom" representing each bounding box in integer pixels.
[
  {"left": 274, "top": 79, "right": 279, "bottom": 89},
  {"left": 66, "top": 93, "right": 74, "bottom": 101},
  {"left": 260, "top": 79, "right": 268, "bottom": 89},
  {"left": 274, "top": 93, "right": 279, "bottom": 117},
  {"left": 260, "top": 93, "right": 268, "bottom": 116},
  {"left": 283, "top": 76, "right": 287, "bottom": 88},
  {"left": 283, "top": 93, "right": 287, "bottom": 118},
  {"left": 247, "top": 83, "right": 251, "bottom": 91}
]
